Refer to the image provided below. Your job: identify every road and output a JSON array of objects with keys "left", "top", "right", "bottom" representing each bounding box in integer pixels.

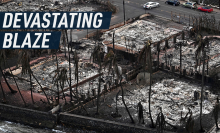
[
  {"left": 124, "top": 0, "right": 220, "bottom": 23},
  {"left": 70, "top": 0, "right": 220, "bottom": 40}
]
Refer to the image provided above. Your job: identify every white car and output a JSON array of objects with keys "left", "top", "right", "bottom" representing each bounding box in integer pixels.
[{"left": 143, "top": 2, "right": 160, "bottom": 9}]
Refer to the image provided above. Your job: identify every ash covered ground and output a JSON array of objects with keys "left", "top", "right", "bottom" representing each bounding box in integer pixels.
[{"left": 70, "top": 71, "right": 218, "bottom": 132}]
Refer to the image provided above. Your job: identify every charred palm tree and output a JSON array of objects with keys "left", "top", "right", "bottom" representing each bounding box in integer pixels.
[
  {"left": 157, "top": 42, "right": 160, "bottom": 70},
  {"left": 107, "top": 50, "right": 135, "bottom": 123},
  {"left": 73, "top": 51, "right": 79, "bottom": 106},
  {"left": 55, "top": 51, "right": 60, "bottom": 104},
  {"left": 164, "top": 40, "right": 169, "bottom": 68},
  {"left": 17, "top": 50, "right": 34, "bottom": 104},
  {"left": 0, "top": 50, "right": 17, "bottom": 94},
  {"left": 62, "top": 30, "right": 67, "bottom": 57},
  {"left": 71, "top": 51, "right": 89, "bottom": 114},
  {"left": 18, "top": 50, "right": 50, "bottom": 105},
  {"left": 0, "top": 80, "right": 6, "bottom": 103},
  {"left": 6, "top": 61, "right": 26, "bottom": 106},
  {"left": 179, "top": 41, "right": 182, "bottom": 76},
  {"left": 194, "top": 33, "right": 209, "bottom": 132},
  {"left": 65, "top": 29, "right": 73, "bottom": 102},
  {"left": 90, "top": 44, "right": 102, "bottom": 115},
  {"left": 103, "top": 50, "right": 114, "bottom": 76},
  {"left": 103, "top": 50, "right": 135, "bottom": 122},
  {"left": 52, "top": 67, "right": 68, "bottom": 104},
  {"left": 138, "top": 41, "right": 155, "bottom": 128},
  {"left": 156, "top": 107, "right": 166, "bottom": 133}
]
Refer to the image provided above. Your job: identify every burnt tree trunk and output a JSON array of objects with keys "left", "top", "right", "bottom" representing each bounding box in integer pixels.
[
  {"left": 0, "top": 79, "right": 6, "bottom": 103},
  {"left": 0, "top": 67, "right": 17, "bottom": 94},
  {"left": 120, "top": 77, "right": 134, "bottom": 123},
  {"left": 200, "top": 49, "right": 205, "bottom": 132},
  {"left": 30, "top": 73, "right": 35, "bottom": 104}
]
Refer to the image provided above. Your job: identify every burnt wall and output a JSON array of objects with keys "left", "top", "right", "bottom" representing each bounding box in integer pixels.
[
  {"left": 0, "top": 103, "right": 57, "bottom": 129},
  {"left": 60, "top": 112, "right": 158, "bottom": 133}
]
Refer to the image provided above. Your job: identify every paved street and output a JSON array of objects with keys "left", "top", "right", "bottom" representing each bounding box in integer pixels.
[{"left": 71, "top": 0, "right": 220, "bottom": 39}]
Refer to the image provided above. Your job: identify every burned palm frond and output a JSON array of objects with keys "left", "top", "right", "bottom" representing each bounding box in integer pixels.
[
  {"left": 156, "top": 107, "right": 166, "bottom": 133},
  {"left": 18, "top": 50, "right": 51, "bottom": 106},
  {"left": 17, "top": 50, "right": 31, "bottom": 75},
  {"left": 50, "top": 67, "right": 66, "bottom": 84},
  {"left": 103, "top": 50, "right": 121, "bottom": 80},
  {"left": 90, "top": 44, "right": 101, "bottom": 64},
  {"left": 52, "top": 67, "right": 68, "bottom": 103},
  {"left": 17, "top": 50, "right": 36, "bottom": 105},
  {"left": 138, "top": 40, "right": 151, "bottom": 63},
  {"left": 103, "top": 50, "right": 114, "bottom": 75},
  {"left": 194, "top": 34, "right": 209, "bottom": 69}
]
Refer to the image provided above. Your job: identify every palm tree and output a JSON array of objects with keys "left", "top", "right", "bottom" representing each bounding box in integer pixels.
[
  {"left": 54, "top": 51, "right": 60, "bottom": 104},
  {"left": 194, "top": 33, "right": 209, "bottom": 132},
  {"left": 18, "top": 50, "right": 50, "bottom": 105},
  {"left": 138, "top": 41, "right": 155, "bottom": 128},
  {"left": 72, "top": 51, "right": 89, "bottom": 114},
  {"left": 6, "top": 62, "right": 26, "bottom": 106},
  {"left": 62, "top": 30, "right": 67, "bottom": 57},
  {"left": 0, "top": 50, "right": 17, "bottom": 94},
  {"left": 156, "top": 107, "right": 165, "bottom": 133},
  {"left": 65, "top": 29, "right": 72, "bottom": 102},
  {"left": 104, "top": 49, "right": 135, "bottom": 123},
  {"left": 90, "top": 44, "right": 102, "bottom": 115},
  {"left": 17, "top": 50, "right": 34, "bottom": 105},
  {"left": 73, "top": 51, "right": 79, "bottom": 106},
  {"left": 156, "top": 42, "right": 160, "bottom": 70},
  {"left": 180, "top": 41, "right": 182, "bottom": 76},
  {"left": 52, "top": 67, "right": 68, "bottom": 104},
  {"left": 0, "top": 77, "right": 6, "bottom": 103},
  {"left": 119, "top": 75, "right": 135, "bottom": 123}
]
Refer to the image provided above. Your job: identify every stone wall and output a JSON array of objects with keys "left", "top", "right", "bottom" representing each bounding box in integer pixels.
[{"left": 0, "top": 103, "right": 57, "bottom": 129}]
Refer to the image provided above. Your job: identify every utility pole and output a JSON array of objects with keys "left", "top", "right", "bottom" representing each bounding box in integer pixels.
[{"left": 123, "top": 0, "right": 125, "bottom": 25}]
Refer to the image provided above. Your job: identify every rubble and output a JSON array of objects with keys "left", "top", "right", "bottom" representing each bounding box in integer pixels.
[
  {"left": 102, "top": 20, "right": 181, "bottom": 52},
  {"left": 114, "top": 78, "right": 217, "bottom": 126},
  {"left": 160, "top": 39, "right": 220, "bottom": 76},
  {"left": 0, "top": 0, "right": 96, "bottom": 12}
]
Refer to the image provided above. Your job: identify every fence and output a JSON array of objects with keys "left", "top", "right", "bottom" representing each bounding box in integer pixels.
[{"left": 170, "top": 11, "right": 192, "bottom": 25}]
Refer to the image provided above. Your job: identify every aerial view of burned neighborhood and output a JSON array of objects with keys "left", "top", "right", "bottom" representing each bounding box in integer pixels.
[{"left": 0, "top": 0, "right": 220, "bottom": 132}]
